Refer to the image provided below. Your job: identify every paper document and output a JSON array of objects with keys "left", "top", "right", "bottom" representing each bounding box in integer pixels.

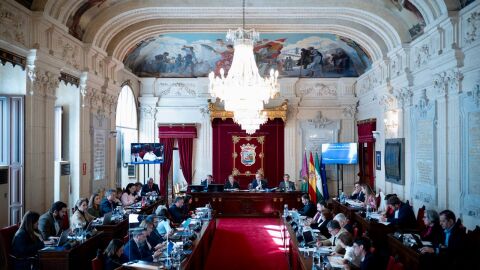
[{"left": 328, "top": 256, "right": 345, "bottom": 268}]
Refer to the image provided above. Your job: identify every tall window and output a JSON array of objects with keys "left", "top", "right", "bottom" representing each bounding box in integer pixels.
[{"left": 116, "top": 85, "right": 138, "bottom": 187}]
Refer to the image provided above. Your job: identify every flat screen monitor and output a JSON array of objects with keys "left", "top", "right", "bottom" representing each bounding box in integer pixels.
[
  {"left": 188, "top": 185, "right": 205, "bottom": 192},
  {"left": 130, "top": 143, "right": 164, "bottom": 164},
  {"left": 207, "top": 184, "right": 224, "bottom": 192},
  {"left": 321, "top": 143, "right": 358, "bottom": 164}
]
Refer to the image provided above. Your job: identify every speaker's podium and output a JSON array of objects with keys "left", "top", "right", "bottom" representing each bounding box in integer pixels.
[{"left": 188, "top": 184, "right": 224, "bottom": 192}]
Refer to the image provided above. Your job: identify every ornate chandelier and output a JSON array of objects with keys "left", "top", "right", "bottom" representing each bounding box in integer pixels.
[{"left": 208, "top": 0, "right": 279, "bottom": 134}]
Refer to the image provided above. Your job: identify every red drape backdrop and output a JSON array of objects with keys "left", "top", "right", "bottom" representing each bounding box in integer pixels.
[
  {"left": 159, "top": 138, "right": 174, "bottom": 197},
  {"left": 212, "top": 118, "right": 284, "bottom": 189},
  {"left": 159, "top": 125, "right": 197, "bottom": 197},
  {"left": 178, "top": 138, "right": 193, "bottom": 184}
]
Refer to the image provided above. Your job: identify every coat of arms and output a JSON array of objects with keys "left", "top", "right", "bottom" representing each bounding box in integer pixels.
[{"left": 240, "top": 143, "right": 257, "bottom": 166}]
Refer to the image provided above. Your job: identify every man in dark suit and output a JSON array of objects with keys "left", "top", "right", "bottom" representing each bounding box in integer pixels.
[
  {"left": 382, "top": 196, "right": 416, "bottom": 228},
  {"left": 168, "top": 196, "right": 186, "bottom": 224},
  {"left": 250, "top": 173, "right": 268, "bottom": 190},
  {"left": 298, "top": 194, "right": 316, "bottom": 217},
  {"left": 201, "top": 174, "right": 214, "bottom": 186},
  {"left": 346, "top": 237, "right": 385, "bottom": 270},
  {"left": 38, "top": 201, "right": 67, "bottom": 240},
  {"left": 350, "top": 181, "right": 365, "bottom": 201},
  {"left": 124, "top": 228, "right": 160, "bottom": 262},
  {"left": 420, "top": 210, "right": 467, "bottom": 269},
  {"left": 224, "top": 175, "right": 240, "bottom": 190},
  {"left": 278, "top": 174, "right": 296, "bottom": 191},
  {"left": 100, "top": 189, "right": 117, "bottom": 217},
  {"left": 141, "top": 178, "right": 160, "bottom": 196}
]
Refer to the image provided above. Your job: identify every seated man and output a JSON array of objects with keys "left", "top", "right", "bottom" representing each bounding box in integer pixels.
[
  {"left": 278, "top": 174, "right": 296, "bottom": 191},
  {"left": 381, "top": 196, "right": 416, "bottom": 228},
  {"left": 100, "top": 189, "right": 119, "bottom": 217},
  {"left": 250, "top": 173, "right": 268, "bottom": 190},
  {"left": 124, "top": 228, "right": 161, "bottom": 262},
  {"left": 168, "top": 196, "right": 186, "bottom": 224},
  {"left": 350, "top": 181, "right": 365, "bottom": 201},
  {"left": 316, "top": 220, "right": 348, "bottom": 254},
  {"left": 201, "top": 174, "right": 214, "bottom": 186},
  {"left": 344, "top": 237, "right": 384, "bottom": 270},
  {"left": 224, "top": 174, "right": 240, "bottom": 190},
  {"left": 38, "top": 201, "right": 68, "bottom": 240},
  {"left": 334, "top": 213, "right": 353, "bottom": 234},
  {"left": 298, "top": 194, "right": 316, "bottom": 217},
  {"left": 420, "top": 210, "right": 467, "bottom": 269},
  {"left": 142, "top": 178, "right": 160, "bottom": 196}
]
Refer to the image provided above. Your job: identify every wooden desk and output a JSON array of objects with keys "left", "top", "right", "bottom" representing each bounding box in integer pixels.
[
  {"left": 387, "top": 234, "right": 421, "bottom": 270},
  {"left": 283, "top": 219, "right": 311, "bottom": 270},
  {"left": 189, "top": 191, "right": 303, "bottom": 217},
  {"left": 39, "top": 232, "right": 103, "bottom": 270},
  {"left": 120, "top": 218, "right": 216, "bottom": 270}
]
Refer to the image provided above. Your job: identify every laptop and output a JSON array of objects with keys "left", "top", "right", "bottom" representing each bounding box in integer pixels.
[
  {"left": 56, "top": 230, "right": 70, "bottom": 247},
  {"left": 182, "top": 218, "right": 192, "bottom": 229},
  {"left": 302, "top": 230, "right": 316, "bottom": 246},
  {"left": 103, "top": 212, "right": 113, "bottom": 225}
]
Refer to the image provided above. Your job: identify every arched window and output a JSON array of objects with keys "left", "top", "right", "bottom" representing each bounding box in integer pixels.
[{"left": 116, "top": 85, "right": 137, "bottom": 128}]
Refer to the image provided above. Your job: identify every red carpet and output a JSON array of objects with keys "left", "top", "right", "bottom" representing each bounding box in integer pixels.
[{"left": 204, "top": 217, "right": 289, "bottom": 270}]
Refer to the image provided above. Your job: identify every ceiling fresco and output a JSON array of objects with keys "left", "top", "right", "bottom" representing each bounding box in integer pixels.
[{"left": 123, "top": 33, "right": 373, "bottom": 78}]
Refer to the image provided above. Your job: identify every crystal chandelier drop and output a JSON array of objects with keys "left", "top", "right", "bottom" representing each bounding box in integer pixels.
[{"left": 208, "top": 0, "right": 279, "bottom": 134}]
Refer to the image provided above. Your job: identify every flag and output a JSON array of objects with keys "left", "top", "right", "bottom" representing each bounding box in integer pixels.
[
  {"left": 308, "top": 152, "right": 317, "bottom": 202},
  {"left": 301, "top": 151, "right": 308, "bottom": 180},
  {"left": 314, "top": 152, "right": 324, "bottom": 203},
  {"left": 319, "top": 154, "right": 329, "bottom": 200}
]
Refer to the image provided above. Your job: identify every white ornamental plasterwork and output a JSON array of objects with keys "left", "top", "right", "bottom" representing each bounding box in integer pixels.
[
  {"left": 467, "top": 77, "right": 480, "bottom": 107},
  {"left": 308, "top": 111, "right": 332, "bottom": 128},
  {"left": 33, "top": 69, "right": 60, "bottom": 98},
  {"left": 57, "top": 38, "right": 80, "bottom": 69},
  {"left": 140, "top": 105, "right": 157, "bottom": 119},
  {"left": 394, "top": 87, "right": 414, "bottom": 108},
  {"left": 84, "top": 88, "right": 95, "bottom": 108},
  {"left": 464, "top": 11, "right": 480, "bottom": 45},
  {"left": 415, "top": 43, "right": 430, "bottom": 68},
  {"left": 297, "top": 82, "right": 336, "bottom": 97},
  {"left": 0, "top": 3, "right": 26, "bottom": 45},
  {"left": 342, "top": 104, "right": 357, "bottom": 118},
  {"left": 157, "top": 82, "right": 196, "bottom": 97},
  {"left": 379, "top": 94, "right": 396, "bottom": 111},
  {"left": 433, "top": 69, "right": 463, "bottom": 96},
  {"left": 199, "top": 105, "right": 210, "bottom": 118},
  {"left": 415, "top": 89, "right": 432, "bottom": 118}
]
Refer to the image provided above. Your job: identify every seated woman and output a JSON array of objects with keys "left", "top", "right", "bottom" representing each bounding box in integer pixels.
[
  {"left": 71, "top": 198, "right": 95, "bottom": 231},
  {"left": 156, "top": 208, "right": 173, "bottom": 236},
  {"left": 87, "top": 193, "right": 101, "bottom": 218},
  {"left": 11, "top": 211, "right": 48, "bottom": 270},
  {"left": 361, "top": 184, "right": 377, "bottom": 210},
  {"left": 224, "top": 175, "right": 240, "bottom": 190},
  {"left": 421, "top": 209, "right": 443, "bottom": 246},
  {"left": 311, "top": 209, "right": 333, "bottom": 239},
  {"left": 103, "top": 239, "right": 127, "bottom": 270},
  {"left": 121, "top": 183, "right": 137, "bottom": 206},
  {"left": 336, "top": 232, "right": 361, "bottom": 268},
  {"left": 182, "top": 194, "right": 193, "bottom": 217}
]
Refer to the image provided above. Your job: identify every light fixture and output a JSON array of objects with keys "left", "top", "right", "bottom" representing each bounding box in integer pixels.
[{"left": 208, "top": 0, "right": 279, "bottom": 134}]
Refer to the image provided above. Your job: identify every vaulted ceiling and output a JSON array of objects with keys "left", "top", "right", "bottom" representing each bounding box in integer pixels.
[{"left": 21, "top": 0, "right": 474, "bottom": 66}]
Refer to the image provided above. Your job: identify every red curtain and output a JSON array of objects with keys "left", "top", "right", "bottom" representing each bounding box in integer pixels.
[
  {"left": 212, "top": 118, "right": 284, "bottom": 189},
  {"left": 178, "top": 138, "right": 193, "bottom": 185},
  {"left": 357, "top": 120, "right": 376, "bottom": 188},
  {"left": 158, "top": 125, "right": 197, "bottom": 138},
  {"left": 159, "top": 138, "right": 174, "bottom": 197},
  {"left": 357, "top": 120, "right": 376, "bottom": 143}
]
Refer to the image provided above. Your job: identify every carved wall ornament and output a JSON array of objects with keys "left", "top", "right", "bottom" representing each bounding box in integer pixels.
[
  {"left": 0, "top": 3, "right": 26, "bottom": 45},
  {"left": 157, "top": 82, "right": 196, "bottom": 97},
  {"left": 308, "top": 111, "right": 332, "bottom": 128},
  {"left": 199, "top": 105, "right": 210, "bottom": 118},
  {"left": 379, "top": 94, "right": 396, "bottom": 111},
  {"left": 415, "top": 89, "right": 432, "bottom": 118},
  {"left": 57, "top": 38, "right": 80, "bottom": 69},
  {"left": 467, "top": 83, "right": 480, "bottom": 107},
  {"left": 32, "top": 69, "right": 60, "bottom": 97},
  {"left": 342, "top": 104, "right": 357, "bottom": 118},
  {"left": 394, "top": 87, "right": 413, "bottom": 108},
  {"left": 298, "top": 83, "right": 336, "bottom": 97},
  {"left": 140, "top": 105, "right": 157, "bottom": 119},
  {"left": 433, "top": 69, "right": 463, "bottom": 96},
  {"left": 465, "top": 11, "right": 480, "bottom": 45},
  {"left": 415, "top": 43, "right": 430, "bottom": 68}
]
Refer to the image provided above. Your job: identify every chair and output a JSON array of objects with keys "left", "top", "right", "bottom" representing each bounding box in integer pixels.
[
  {"left": 416, "top": 205, "right": 426, "bottom": 230},
  {"left": 92, "top": 256, "right": 103, "bottom": 270},
  {"left": 353, "top": 227, "right": 359, "bottom": 238},
  {"left": 386, "top": 256, "right": 405, "bottom": 270},
  {"left": 0, "top": 224, "right": 19, "bottom": 270}
]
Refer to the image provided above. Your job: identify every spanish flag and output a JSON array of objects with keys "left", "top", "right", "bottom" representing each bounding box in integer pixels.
[{"left": 308, "top": 152, "right": 317, "bottom": 202}]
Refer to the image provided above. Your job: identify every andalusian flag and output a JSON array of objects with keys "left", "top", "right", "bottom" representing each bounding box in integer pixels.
[
  {"left": 314, "top": 152, "right": 325, "bottom": 203},
  {"left": 308, "top": 152, "right": 317, "bottom": 202}
]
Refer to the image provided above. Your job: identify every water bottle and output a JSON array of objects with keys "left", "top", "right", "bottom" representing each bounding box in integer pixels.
[
  {"left": 283, "top": 204, "right": 289, "bottom": 218},
  {"left": 340, "top": 192, "right": 345, "bottom": 204},
  {"left": 366, "top": 205, "right": 371, "bottom": 219}
]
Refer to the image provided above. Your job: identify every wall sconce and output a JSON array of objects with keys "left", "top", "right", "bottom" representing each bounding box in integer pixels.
[{"left": 372, "top": 131, "right": 380, "bottom": 140}]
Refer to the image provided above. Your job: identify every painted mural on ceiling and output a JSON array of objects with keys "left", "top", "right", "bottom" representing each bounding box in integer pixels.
[{"left": 123, "top": 33, "right": 372, "bottom": 78}]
